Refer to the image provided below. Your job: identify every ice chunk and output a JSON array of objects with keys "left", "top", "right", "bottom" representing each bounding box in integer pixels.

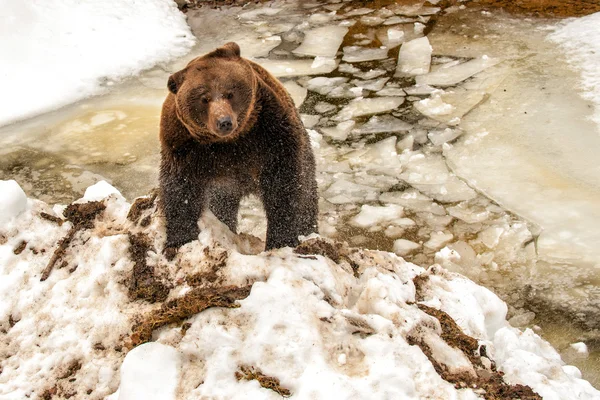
[
  {"left": 237, "top": 35, "right": 281, "bottom": 58},
  {"left": 400, "top": 153, "right": 477, "bottom": 202},
  {"left": 0, "top": 180, "right": 28, "bottom": 223},
  {"left": 343, "top": 137, "right": 403, "bottom": 176},
  {"left": 416, "top": 57, "right": 501, "bottom": 87},
  {"left": 342, "top": 46, "right": 389, "bottom": 63},
  {"left": 334, "top": 97, "right": 404, "bottom": 121},
  {"left": 117, "top": 342, "right": 181, "bottom": 400},
  {"left": 343, "top": 8, "right": 374, "bottom": 17},
  {"left": 254, "top": 59, "right": 338, "bottom": 77},
  {"left": 428, "top": 128, "right": 462, "bottom": 146},
  {"left": 447, "top": 203, "right": 490, "bottom": 224},
  {"left": 376, "top": 87, "right": 406, "bottom": 97},
  {"left": 351, "top": 77, "right": 389, "bottom": 91},
  {"left": 300, "top": 114, "right": 320, "bottom": 128},
  {"left": 323, "top": 179, "right": 379, "bottom": 204},
  {"left": 83, "top": 180, "right": 122, "bottom": 202},
  {"left": 304, "top": 77, "right": 349, "bottom": 95},
  {"left": 355, "top": 69, "right": 388, "bottom": 80},
  {"left": 353, "top": 115, "right": 412, "bottom": 135},
  {"left": 380, "top": 189, "right": 446, "bottom": 215},
  {"left": 314, "top": 102, "right": 337, "bottom": 114},
  {"left": 384, "top": 16, "right": 416, "bottom": 25},
  {"left": 292, "top": 26, "right": 349, "bottom": 58},
  {"left": 415, "top": 89, "right": 486, "bottom": 125},
  {"left": 311, "top": 56, "right": 338, "bottom": 70},
  {"left": 425, "top": 231, "right": 454, "bottom": 250},
  {"left": 414, "top": 22, "right": 425, "bottom": 35},
  {"left": 379, "top": 28, "right": 405, "bottom": 48},
  {"left": 239, "top": 8, "right": 281, "bottom": 20},
  {"left": 308, "top": 12, "right": 336, "bottom": 24},
  {"left": 397, "top": 37, "right": 432, "bottom": 76},
  {"left": 360, "top": 16, "right": 384, "bottom": 26},
  {"left": 404, "top": 84, "right": 437, "bottom": 95},
  {"left": 321, "top": 120, "right": 356, "bottom": 141},
  {"left": 328, "top": 84, "right": 365, "bottom": 99},
  {"left": 283, "top": 81, "right": 307, "bottom": 108},
  {"left": 391, "top": 4, "right": 441, "bottom": 16},
  {"left": 414, "top": 93, "right": 455, "bottom": 117},
  {"left": 350, "top": 204, "right": 404, "bottom": 228},
  {"left": 393, "top": 239, "right": 421, "bottom": 256},
  {"left": 569, "top": 342, "right": 589, "bottom": 356},
  {"left": 338, "top": 63, "right": 361, "bottom": 74}
]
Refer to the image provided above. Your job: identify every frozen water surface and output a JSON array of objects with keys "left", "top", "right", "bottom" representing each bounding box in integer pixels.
[{"left": 2, "top": 0, "right": 600, "bottom": 390}]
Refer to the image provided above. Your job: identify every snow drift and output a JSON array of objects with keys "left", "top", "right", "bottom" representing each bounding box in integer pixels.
[
  {"left": 0, "top": 0, "right": 195, "bottom": 127},
  {"left": 0, "top": 180, "right": 598, "bottom": 399}
]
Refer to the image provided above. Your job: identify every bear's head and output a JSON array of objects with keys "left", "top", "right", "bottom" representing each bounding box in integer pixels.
[{"left": 167, "top": 42, "right": 258, "bottom": 142}]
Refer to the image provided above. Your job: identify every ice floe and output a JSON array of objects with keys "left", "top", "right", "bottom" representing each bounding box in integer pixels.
[
  {"left": 292, "top": 26, "right": 349, "bottom": 58},
  {"left": 397, "top": 37, "right": 433, "bottom": 76}
]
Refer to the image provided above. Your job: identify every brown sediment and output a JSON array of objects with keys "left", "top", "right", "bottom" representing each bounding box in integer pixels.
[
  {"left": 294, "top": 238, "right": 362, "bottom": 277},
  {"left": 13, "top": 240, "right": 27, "bottom": 255},
  {"left": 41, "top": 201, "right": 106, "bottom": 281},
  {"left": 409, "top": 304, "right": 542, "bottom": 399},
  {"left": 418, "top": 304, "right": 482, "bottom": 367},
  {"left": 128, "top": 233, "right": 170, "bottom": 303},
  {"left": 235, "top": 365, "right": 291, "bottom": 397},
  {"left": 40, "top": 212, "right": 64, "bottom": 226},
  {"left": 412, "top": 273, "right": 429, "bottom": 302},
  {"left": 295, "top": 238, "right": 346, "bottom": 263},
  {"left": 469, "top": 0, "right": 600, "bottom": 18},
  {"left": 63, "top": 201, "right": 106, "bottom": 229},
  {"left": 127, "top": 190, "right": 158, "bottom": 224},
  {"left": 185, "top": 247, "right": 228, "bottom": 286},
  {"left": 129, "top": 285, "right": 252, "bottom": 346},
  {"left": 57, "top": 360, "right": 82, "bottom": 380}
]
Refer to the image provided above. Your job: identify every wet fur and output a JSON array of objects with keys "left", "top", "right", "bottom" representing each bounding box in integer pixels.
[{"left": 159, "top": 43, "right": 318, "bottom": 255}]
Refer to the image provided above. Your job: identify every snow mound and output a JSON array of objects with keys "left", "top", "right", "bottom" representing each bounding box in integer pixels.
[
  {"left": 0, "top": 181, "right": 598, "bottom": 399},
  {"left": 0, "top": 0, "right": 195, "bottom": 127},
  {"left": 0, "top": 180, "right": 28, "bottom": 223},
  {"left": 548, "top": 12, "right": 600, "bottom": 127}
]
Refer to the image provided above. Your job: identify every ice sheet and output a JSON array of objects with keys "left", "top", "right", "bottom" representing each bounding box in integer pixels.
[{"left": 292, "top": 26, "right": 349, "bottom": 58}]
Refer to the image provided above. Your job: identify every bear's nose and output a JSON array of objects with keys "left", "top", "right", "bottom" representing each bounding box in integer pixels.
[{"left": 217, "top": 116, "right": 233, "bottom": 134}]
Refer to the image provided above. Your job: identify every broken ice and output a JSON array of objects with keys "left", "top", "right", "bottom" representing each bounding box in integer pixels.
[
  {"left": 343, "top": 46, "right": 389, "bottom": 63},
  {"left": 292, "top": 26, "right": 349, "bottom": 58},
  {"left": 334, "top": 97, "right": 405, "bottom": 121},
  {"left": 397, "top": 37, "right": 432, "bottom": 76},
  {"left": 416, "top": 56, "right": 501, "bottom": 87}
]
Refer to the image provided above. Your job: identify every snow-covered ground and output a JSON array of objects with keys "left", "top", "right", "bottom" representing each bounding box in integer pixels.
[
  {"left": 0, "top": 180, "right": 598, "bottom": 399},
  {"left": 0, "top": 0, "right": 195, "bottom": 127}
]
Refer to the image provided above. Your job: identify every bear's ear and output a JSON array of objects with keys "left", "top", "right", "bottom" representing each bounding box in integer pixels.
[
  {"left": 167, "top": 70, "right": 185, "bottom": 94},
  {"left": 208, "top": 42, "right": 241, "bottom": 59}
]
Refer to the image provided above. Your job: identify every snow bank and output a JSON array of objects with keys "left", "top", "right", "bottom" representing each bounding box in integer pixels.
[
  {"left": 549, "top": 12, "right": 600, "bottom": 127},
  {"left": 0, "top": 0, "right": 195, "bottom": 127},
  {"left": 0, "top": 180, "right": 28, "bottom": 223},
  {"left": 0, "top": 181, "right": 598, "bottom": 399}
]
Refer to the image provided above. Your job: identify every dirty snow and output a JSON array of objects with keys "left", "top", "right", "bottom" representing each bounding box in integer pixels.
[{"left": 0, "top": 181, "right": 598, "bottom": 399}]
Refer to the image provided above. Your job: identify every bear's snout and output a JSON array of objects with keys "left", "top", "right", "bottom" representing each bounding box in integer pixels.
[
  {"left": 208, "top": 99, "right": 238, "bottom": 137},
  {"left": 217, "top": 116, "right": 233, "bottom": 134}
]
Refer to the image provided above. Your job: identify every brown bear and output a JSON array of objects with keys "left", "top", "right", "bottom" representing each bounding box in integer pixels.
[{"left": 159, "top": 42, "right": 318, "bottom": 258}]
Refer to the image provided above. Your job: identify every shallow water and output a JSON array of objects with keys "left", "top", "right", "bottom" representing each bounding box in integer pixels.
[{"left": 1, "top": 0, "right": 599, "bottom": 388}]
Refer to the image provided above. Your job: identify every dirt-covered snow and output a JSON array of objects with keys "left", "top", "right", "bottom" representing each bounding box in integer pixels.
[{"left": 0, "top": 181, "right": 598, "bottom": 399}]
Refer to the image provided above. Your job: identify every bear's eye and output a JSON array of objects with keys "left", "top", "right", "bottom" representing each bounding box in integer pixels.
[
  {"left": 201, "top": 97, "right": 210, "bottom": 104},
  {"left": 224, "top": 92, "right": 234, "bottom": 100}
]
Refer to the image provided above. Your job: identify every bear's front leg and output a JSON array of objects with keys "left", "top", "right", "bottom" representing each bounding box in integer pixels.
[
  {"left": 260, "top": 154, "right": 317, "bottom": 250},
  {"left": 160, "top": 161, "right": 206, "bottom": 260}
]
